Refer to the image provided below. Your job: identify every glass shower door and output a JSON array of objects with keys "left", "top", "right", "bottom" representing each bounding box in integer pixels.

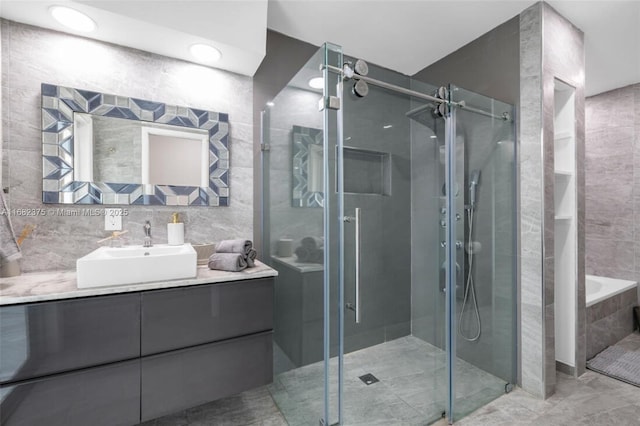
[{"left": 336, "top": 67, "right": 451, "bottom": 425}]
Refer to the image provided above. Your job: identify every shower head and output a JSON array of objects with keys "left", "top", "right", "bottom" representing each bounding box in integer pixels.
[{"left": 405, "top": 103, "right": 438, "bottom": 128}]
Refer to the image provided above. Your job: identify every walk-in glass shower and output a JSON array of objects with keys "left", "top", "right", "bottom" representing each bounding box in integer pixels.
[{"left": 262, "top": 43, "right": 516, "bottom": 425}]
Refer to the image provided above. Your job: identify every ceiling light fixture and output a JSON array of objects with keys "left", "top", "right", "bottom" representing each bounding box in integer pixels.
[
  {"left": 50, "top": 6, "right": 96, "bottom": 32},
  {"left": 190, "top": 44, "right": 222, "bottom": 63},
  {"left": 308, "top": 77, "right": 324, "bottom": 89},
  {"left": 383, "top": 124, "right": 393, "bottom": 129}
]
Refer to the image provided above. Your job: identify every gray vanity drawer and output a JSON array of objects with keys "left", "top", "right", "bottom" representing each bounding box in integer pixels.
[
  {"left": 140, "top": 331, "right": 273, "bottom": 422},
  {"left": 141, "top": 278, "right": 273, "bottom": 355},
  {"left": 0, "top": 294, "right": 140, "bottom": 384},
  {"left": 0, "top": 359, "right": 140, "bottom": 426}
]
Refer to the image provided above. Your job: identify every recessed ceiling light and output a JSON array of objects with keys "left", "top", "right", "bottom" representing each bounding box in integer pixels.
[
  {"left": 190, "top": 44, "right": 222, "bottom": 63},
  {"left": 383, "top": 124, "right": 393, "bottom": 129},
  {"left": 430, "top": 135, "right": 438, "bottom": 139},
  {"left": 308, "top": 77, "right": 324, "bottom": 89},
  {"left": 266, "top": 101, "right": 275, "bottom": 107},
  {"left": 50, "top": 6, "right": 96, "bottom": 32}
]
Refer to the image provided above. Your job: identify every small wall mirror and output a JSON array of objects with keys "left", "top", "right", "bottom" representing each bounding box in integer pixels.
[
  {"left": 292, "top": 125, "right": 323, "bottom": 208},
  {"left": 42, "top": 83, "right": 230, "bottom": 206}
]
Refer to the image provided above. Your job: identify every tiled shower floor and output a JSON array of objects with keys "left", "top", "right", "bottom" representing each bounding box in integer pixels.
[{"left": 269, "top": 336, "right": 506, "bottom": 426}]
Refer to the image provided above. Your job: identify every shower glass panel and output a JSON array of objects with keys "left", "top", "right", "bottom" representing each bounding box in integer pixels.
[{"left": 449, "top": 85, "right": 516, "bottom": 422}]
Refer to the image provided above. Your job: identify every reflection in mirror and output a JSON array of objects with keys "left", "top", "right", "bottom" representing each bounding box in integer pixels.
[
  {"left": 142, "top": 126, "right": 208, "bottom": 187},
  {"left": 292, "top": 125, "right": 323, "bottom": 208},
  {"left": 74, "top": 114, "right": 209, "bottom": 187},
  {"left": 42, "top": 83, "right": 229, "bottom": 206}
]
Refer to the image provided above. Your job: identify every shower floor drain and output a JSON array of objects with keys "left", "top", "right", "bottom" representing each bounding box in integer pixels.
[{"left": 359, "top": 373, "right": 379, "bottom": 385}]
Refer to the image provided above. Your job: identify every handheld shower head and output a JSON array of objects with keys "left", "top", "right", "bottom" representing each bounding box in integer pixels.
[
  {"left": 470, "top": 169, "right": 481, "bottom": 186},
  {"left": 469, "top": 169, "right": 481, "bottom": 207}
]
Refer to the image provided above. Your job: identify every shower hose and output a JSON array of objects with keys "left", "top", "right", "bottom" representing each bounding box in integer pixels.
[{"left": 458, "top": 207, "right": 481, "bottom": 342}]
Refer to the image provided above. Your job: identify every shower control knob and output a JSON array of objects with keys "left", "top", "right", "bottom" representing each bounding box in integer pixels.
[
  {"left": 456, "top": 241, "right": 463, "bottom": 249},
  {"left": 440, "top": 207, "right": 447, "bottom": 215},
  {"left": 440, "top": 220, "right": 446, "bottom": 228},
  {"left": 456, "top": 214, "right": 461, "bottom": 221},
  {"left": 440, "top": 241, "right": 446, "bottom": 248}
]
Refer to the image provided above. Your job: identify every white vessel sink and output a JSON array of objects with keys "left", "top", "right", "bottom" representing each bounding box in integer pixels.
[{"left": 76, "top": 244, "right": 197, "bottom": 288}]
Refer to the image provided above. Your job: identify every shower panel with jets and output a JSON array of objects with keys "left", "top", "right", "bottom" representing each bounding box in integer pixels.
[{"left": 262, "top": 43, "right": 516, "bottom": 425}]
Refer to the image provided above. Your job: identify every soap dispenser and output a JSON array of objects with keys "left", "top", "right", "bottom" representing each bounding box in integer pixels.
[{"left": 167, "top": 213, "right": 184, "bottom": 246}]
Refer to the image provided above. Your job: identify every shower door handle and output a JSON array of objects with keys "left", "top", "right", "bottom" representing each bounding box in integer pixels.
[{"left": 344, "top": 207, "right": 361, "bottom": 323}]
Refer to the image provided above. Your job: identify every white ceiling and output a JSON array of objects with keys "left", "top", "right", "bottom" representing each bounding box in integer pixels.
[
  {"left": 0, "top": 0, "right": 269, "bottom": 76},
  {"left": 268, "top": 0, "right": 640, "bottom": 96},
  {"left": 0, "top": 1, "right": 638, "bottom": 96}
]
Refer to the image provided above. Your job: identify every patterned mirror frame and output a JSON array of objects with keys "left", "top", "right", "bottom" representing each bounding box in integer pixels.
[{"left": 41, "top": 83, "right": 229, "bottom": 206}]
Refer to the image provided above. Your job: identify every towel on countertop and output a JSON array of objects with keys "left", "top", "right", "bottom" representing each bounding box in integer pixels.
[
  {"left": 0, "top": 192, "right": 21, "bottom": 262},
  {"left": 301, "top": 236, "right": 324, "bottom": 251},
  {"left": 211, "top": 239, "right": 258, "bottom": 269},
  {"left": 295, "top": 245, "right": 323, "bottom": 264},
  {"left": 216, "top": 239, "right": 252, "bottom": 256},
  {"left": 295, "top": 246, "right": 310, "bottom": 262},
  {"left": 247, "top": 248, "right": 257, "bottom": 268},
  {"left": 208, "top": 253, "right": 247, "bottom": 272}
]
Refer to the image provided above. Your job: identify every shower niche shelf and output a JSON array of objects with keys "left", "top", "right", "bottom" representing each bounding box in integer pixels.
[
  {"left": 553, "top": 79, "right": 577, "bottom": 374},
  {"left": 343, "top": 147, "right": 391, "bottom": 195},
  {"left": 554, "top": 131, "right": 574, "bottom": 141}
]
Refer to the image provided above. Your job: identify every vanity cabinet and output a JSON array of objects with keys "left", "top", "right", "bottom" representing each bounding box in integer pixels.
[
  {"left": 141, "top": 278, "right": 273, "bottom": 355},
  {"left": 0, "top": 277, "right": 274, "bottom": 426},
  {"left": 0, "top": 360, "right": 140, "bottom": 426},
  {"left": 0, "top": 293, "right": 140, "bottom": 384},
  {"left": 141, "top": 331, "right": 272, "bottom": 421}
]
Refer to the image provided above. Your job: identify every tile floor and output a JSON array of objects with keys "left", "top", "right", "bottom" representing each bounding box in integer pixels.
[
  {"left": 451, "top": 333, "right": 640, "bottom": 425},
  {"left": 145, "top": 333, "right": 640, "bottom": 425},
  {"left": 269, "top": 336, "right": 506, "bottom": 426}
]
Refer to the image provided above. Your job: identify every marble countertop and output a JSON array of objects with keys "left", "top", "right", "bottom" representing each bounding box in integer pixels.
[
  {"left": 271, "top": 256, "right": 324, "bottom": 273},
  {"left": 0, "top": 261, "right": 277, "bottom": 306}
]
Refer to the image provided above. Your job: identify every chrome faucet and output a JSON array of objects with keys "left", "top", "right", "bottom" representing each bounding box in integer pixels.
[{"left": 143, "top": 220, "right": 152, "bottom": 247}]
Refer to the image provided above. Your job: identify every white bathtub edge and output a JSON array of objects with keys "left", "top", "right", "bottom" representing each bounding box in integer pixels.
[{"left": 585, "top": 274, "right": 638, "bottom": 308}]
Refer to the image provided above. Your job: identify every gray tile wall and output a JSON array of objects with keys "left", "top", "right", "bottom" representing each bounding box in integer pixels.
[
  {"left": 519, "top": 4, "right": 545, "bottom": 398},
  {"left": 341, "top": 62, "right": 413, "bottom": 351},
  {"left": 411, "top": 17, "right": 520, "bottom": 106},
  {"left": 2, "top": 20, "right": 254, "bottom": 272},
  {"left": 409, "top": 102, "right": 443, "bottom": 347},
  {"left": 0, "top": 21, "right": 3, "bottom": 189},
  {"left": 519, "top": 3, "right": 586, "bottom": 397},
  {"left": 585, "top": 83, "right": 640, "bottom": 283}
]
